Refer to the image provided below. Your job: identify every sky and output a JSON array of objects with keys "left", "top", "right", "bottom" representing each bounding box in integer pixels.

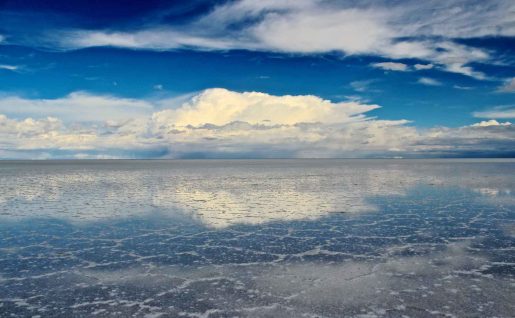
[{"left": 0, "top": 0, "right": 514, "bottom": 159}]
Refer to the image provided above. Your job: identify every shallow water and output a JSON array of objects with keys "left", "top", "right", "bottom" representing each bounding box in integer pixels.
[{"left": 0, "top": 159, "right": 514, "bottom": 317}]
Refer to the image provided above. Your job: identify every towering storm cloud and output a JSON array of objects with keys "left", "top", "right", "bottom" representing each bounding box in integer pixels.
[{"left": 0, "top": 89, "right": 512, "bottom": 158}]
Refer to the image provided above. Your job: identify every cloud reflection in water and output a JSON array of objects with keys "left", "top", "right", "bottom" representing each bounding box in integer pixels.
[{"left": 0, "top": 159, "right": 514, "bottom": 317}]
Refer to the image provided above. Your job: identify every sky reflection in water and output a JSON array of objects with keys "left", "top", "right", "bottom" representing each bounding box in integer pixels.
[{"left": 0, "top": 160, "right": 514, "bottom": 317}]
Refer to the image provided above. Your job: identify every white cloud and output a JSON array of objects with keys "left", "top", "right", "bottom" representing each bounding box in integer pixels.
[
  {"left": 497, "top": 78, "right": 515, "bottom": 92},
  {"left": 47, "top": 0, "right": 512, "bottom": 79},
  {"left": 453, "top": 85, "right": 473, "bottom": 90},
  {"left": 426, "top": 41, "right": 488, "bottom": 79},
  {"left": 152, "top": 88, "right": 379, "bottom": 127},
  {"left": 0, "top": 92, "right": 154, "bottom": 122},
  {"left": 414, "top": 63, "right": 433, "bottom": 70},
  {"left": 248, "top": 7, "right": 392, "bottom": 54},
  {"left": 0, "top": 115, "right": 96, "bottom": 151},
  {"left": 350, "top": 80, "right": 378, "bottom": 92},
  {"left": 473, "top": 106, "right": 515, "bottom": 119},
  {"left": 0, "top": 89, "right": 513, "bottom": 158},
  {"left": 371, "top": 62, "right": 409, "bottom": 72},
  {"left": 401, "top": 0, "right": 515, "bottom": 38},
  {"left": 471, "top": 120, "right": 512, "bottom": 127},
  {"left": 417, "top": 77, "right": 442, "bottom": 86},
  {"left": 60, "top": 29, "right": 239, "bottom": 51},
  {"left": 0, "top": 64, "right": 19, "bottom": 71}
]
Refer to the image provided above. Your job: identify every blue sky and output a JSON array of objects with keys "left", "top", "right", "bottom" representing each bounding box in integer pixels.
[{"left": 0, "top": 0, "right": 514, "bottom": 158}]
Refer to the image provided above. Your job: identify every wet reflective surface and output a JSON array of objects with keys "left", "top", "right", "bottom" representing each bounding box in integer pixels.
[{"left": 0, "top": 159, "right": 514, "bottom": 317}]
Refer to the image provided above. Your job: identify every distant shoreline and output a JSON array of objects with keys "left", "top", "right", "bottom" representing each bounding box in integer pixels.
[{"left": 1, "top": 158, "right": 514, "bottom": 163}]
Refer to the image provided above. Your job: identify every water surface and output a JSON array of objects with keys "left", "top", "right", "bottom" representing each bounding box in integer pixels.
[{"left": 0, "top": 159, "right": 514, "bottom": 317}]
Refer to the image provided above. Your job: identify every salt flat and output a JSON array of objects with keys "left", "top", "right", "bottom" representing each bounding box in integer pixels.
[{"left": 0, "top": 159, "right": 514, "bottom": 317}]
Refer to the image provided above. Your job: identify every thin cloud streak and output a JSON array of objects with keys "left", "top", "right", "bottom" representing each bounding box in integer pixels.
[
  {"left": 418, "top": 77, "right": 442, "bottom": 86},
  {"left": 473, "top": 106, "right": 515, "bottom": 119},
  {"left": 0, "top": 64, "right": 20, "bottom": 71}
]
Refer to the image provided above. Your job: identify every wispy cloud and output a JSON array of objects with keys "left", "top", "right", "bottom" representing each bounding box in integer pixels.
[
  {"left": 497, "top": 78, "right": 515, "bottom": 92},
  {"left": 453, "top": 85, "right": 474, "bottom": 90},
  {"left": 350, "top": 80, "right": 379, "bottom": 92},
  {"left": 0, "top": 92, "right": 154, "bottom": 122},
  {"left": 418, "top": 77, "right": 442, "bottom": 86},
  {"left": 473, "top": 106, "right": 515, "bottom": 119},
  {"left": 36, "top": 0, "right": 513, "bottom": 79},
  {"left": 414, "top": 63, "right": 434, "bottom": 70},
  {"left": 0, "top": 64, "right": 20, "bottom": 71},
  {"left": 371, "top": 62, "right": 409, "bottom": 72}
]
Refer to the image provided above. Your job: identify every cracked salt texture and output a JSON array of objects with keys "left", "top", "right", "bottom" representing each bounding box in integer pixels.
[{"left": 0, "top": 159, "right": 514, "bottom": 317}]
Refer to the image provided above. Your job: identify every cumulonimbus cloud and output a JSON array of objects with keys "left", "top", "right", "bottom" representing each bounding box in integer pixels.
[
  {"left": 0, "top": 88, "right": 513, "bottom": 159},
  {"left": 152, "top": 89, "right": 379, "bottom": 127}
]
